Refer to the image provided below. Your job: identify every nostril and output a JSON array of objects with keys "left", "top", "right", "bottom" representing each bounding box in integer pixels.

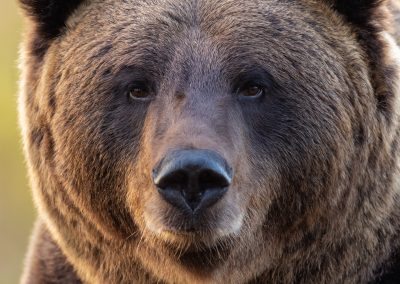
[
  {"left": 155, "top": 170, "right": 188, "bottom": 191},
  {"left": 198, "top": 169, "right": 231, "bottom": 190}
]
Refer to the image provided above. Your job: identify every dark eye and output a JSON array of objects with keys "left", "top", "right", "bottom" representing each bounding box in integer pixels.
[
  {"left": 238, "top": 85, "right": 264, "bottom": 98},
  {"left": 128, "top": 86, "right": 152, "bottom": 101}
]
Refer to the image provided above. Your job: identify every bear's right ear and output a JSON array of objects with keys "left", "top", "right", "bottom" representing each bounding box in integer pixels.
[{"left": 19, "top": 0, "right": 85, "bottom": 40}]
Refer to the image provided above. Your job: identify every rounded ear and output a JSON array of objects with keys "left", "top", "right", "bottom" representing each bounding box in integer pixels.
[
  {"left": 19, "top": 0, "right": 85, "bottom": 59},
  {"left": 325, "top": 0, "right": 399, "bottom": 117},
  {"left": 325, "top": 0, "right": 389, "bottom": 31},
  {"left": 19, "top": 0, "right": 85, "bottom": 39}
]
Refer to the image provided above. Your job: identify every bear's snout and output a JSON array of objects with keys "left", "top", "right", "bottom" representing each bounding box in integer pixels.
[{"left": 153, "top": 149, "right": 232, "bottom": 213}]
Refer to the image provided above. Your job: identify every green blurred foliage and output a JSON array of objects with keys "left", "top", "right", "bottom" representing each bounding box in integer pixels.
[{"left": 0, "top": 1, "right": 35, "bottom": 283}]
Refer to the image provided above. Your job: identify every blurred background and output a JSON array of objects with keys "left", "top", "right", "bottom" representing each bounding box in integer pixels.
[{"left": 0, "top": 1, "right": 35, "bottom": 283}]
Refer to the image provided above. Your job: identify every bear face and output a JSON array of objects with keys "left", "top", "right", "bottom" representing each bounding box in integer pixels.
[{"left": 19, "top": 0, "right": 400, "bottom": 283}]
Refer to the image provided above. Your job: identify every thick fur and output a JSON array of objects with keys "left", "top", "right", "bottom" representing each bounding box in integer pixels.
[
  {"left": 21, "top": 219, "right": 81, "bottom": 284},
  {"left": 19, "top": 0, "right": 400, "bottom": 283}
]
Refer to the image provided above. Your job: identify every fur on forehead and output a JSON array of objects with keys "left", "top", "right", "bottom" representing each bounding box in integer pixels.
[
  {"left": 19, "top": 0, "right": 392, "bottom": 37},
  {"left": 18, "top": 0, "right": 394, "bottom": 60}
]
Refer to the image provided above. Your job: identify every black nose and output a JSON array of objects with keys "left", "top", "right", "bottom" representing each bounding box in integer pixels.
[{"left": 153, "top": 149, "right": 232, "bottom": 212}]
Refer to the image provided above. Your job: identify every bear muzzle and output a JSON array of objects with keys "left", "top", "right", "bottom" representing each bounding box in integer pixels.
[{"left": 153, "top": 149, "right": 232, "bottom": 215}]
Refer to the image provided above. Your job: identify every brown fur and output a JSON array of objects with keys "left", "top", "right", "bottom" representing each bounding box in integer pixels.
[{"left": 19, "top": 0, "right": 400, "bottom": 283}]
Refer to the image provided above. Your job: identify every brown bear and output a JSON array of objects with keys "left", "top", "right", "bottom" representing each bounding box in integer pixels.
[{"left": 18, "top": 0, "right": 400, "bottom": 283}]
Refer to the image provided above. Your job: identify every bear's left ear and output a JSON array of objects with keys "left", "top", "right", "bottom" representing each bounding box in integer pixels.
[
  {"left": 325, "top": 0, "right": 391, "bottom": 33},
  {"left": 326, "top": 0, "right": 400, "bottom": 116},
  {"left": 19, "top": 0, "right": 85, "bottom": 39}
]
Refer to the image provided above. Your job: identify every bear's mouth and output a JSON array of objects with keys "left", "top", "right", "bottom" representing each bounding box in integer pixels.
[
  {"left": 142, "top": 195, "right": 245, "bottom": 246},
  {"left": 164, "top": 237, "right": 232, "bottom": 271},
  {"left": 164, "top": 213, "right": 220, "bottom": 233}
]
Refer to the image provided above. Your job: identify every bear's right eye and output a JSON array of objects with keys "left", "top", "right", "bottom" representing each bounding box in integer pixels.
[{"left": 128, "top": 85, "right": 153, "bottom": 101}]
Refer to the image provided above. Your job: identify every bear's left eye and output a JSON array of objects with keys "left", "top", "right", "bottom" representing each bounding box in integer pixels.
[
  {"left": 237, "top": 85, "right": 265, "bottom": 99},
  {"left": 240, "top": 85, "right": 264, "bottom": 98}
]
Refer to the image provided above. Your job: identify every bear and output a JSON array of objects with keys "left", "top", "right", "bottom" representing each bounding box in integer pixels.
[{"left": 18, "top": 0, "right": 400, "bottom": 283}]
